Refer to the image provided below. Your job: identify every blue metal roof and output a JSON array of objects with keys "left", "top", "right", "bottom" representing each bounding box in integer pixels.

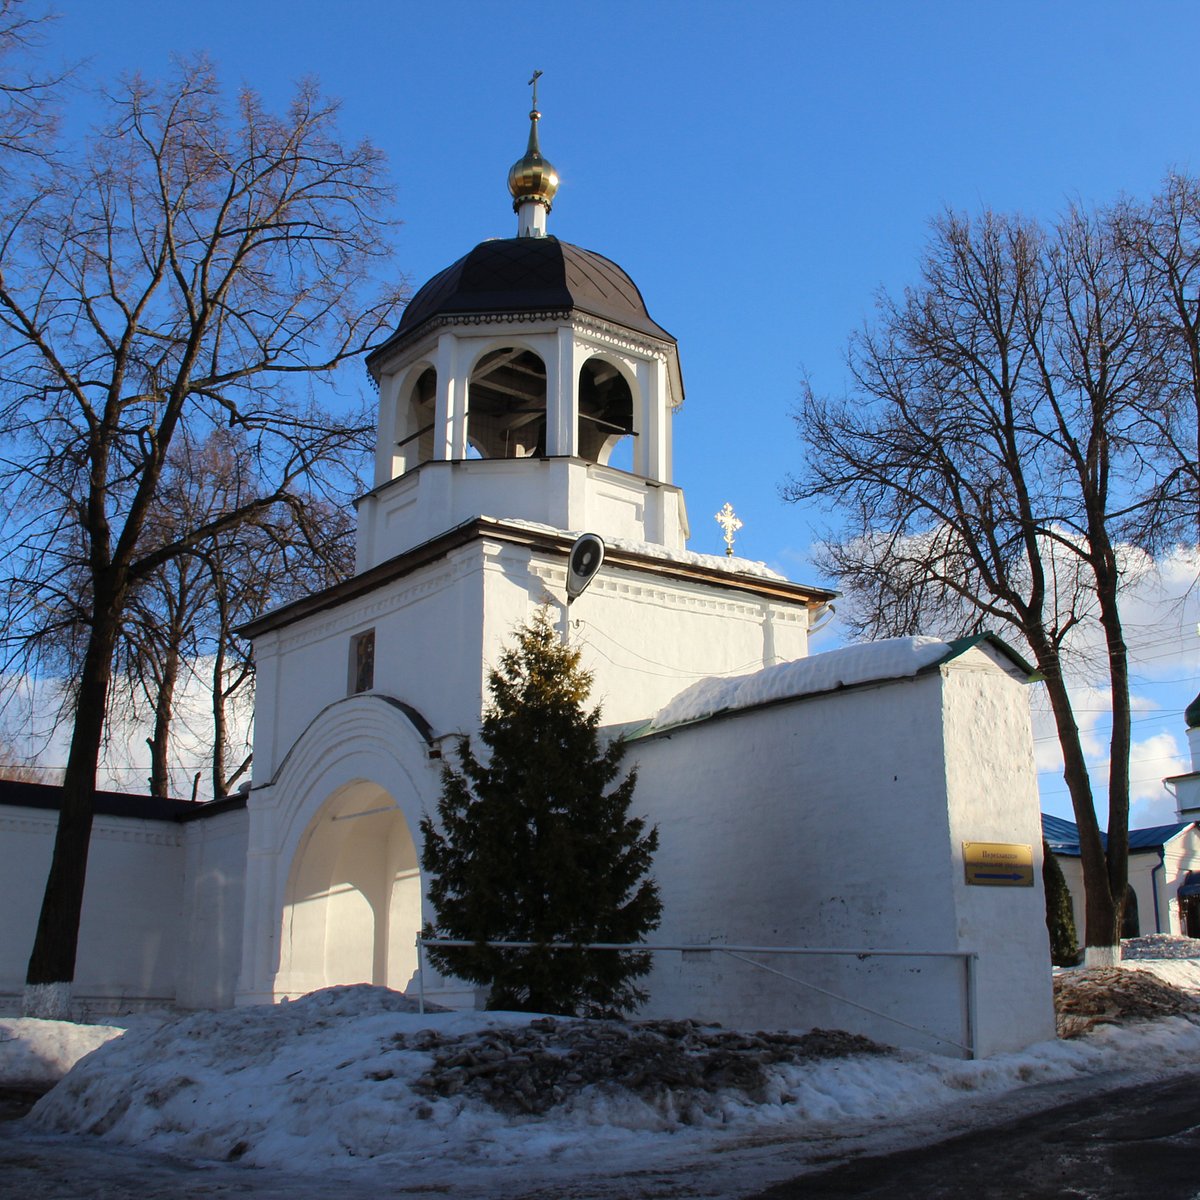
[
  {"left": 1042, "top": 813, "right": 1082, "bottom": 855},
  {"left": 1041, "top": 813, "right": 1193, "bottom": 857}
]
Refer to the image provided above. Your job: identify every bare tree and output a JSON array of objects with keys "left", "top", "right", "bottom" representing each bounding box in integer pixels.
[
  {"left": 0, "top": 59, "right": 404, "bottom": 1016},
  {"left": 787, "top": 204, "right": 1161, "bottom": 963},
  {"left": 117, "top": 430, "right": 357, "bottom": 799},
  {"left": 1120, "top": 175, "right": 1200, "bottom": 545},
  {"left": 0, "top": 738, "right": 61, "bottom": 783},
  {"left": 0, "top": 0, "right": 63, "bottom": 168}
]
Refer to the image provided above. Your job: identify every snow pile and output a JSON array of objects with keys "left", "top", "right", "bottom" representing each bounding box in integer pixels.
[
  {"left": 0, "top": 1018, "right": 124, "bottom": 1087},
  {"left": 651, "top": 636, "right": 951, "bottom": 730},
  {"left": 410, "top": 1018, "right": 882, "bottom": 1116},
  {"left": 493, "top": 517, "right": 789, "bottom": 581},
  {"left": 1123, "top": 934, "right": 1200, "bottom": 960},
  {"left": 20, "top": 982, "right": 1200, "bottom": 1178},
  {"left": 1053, "top": 967, "right": 1200, "bottom": 1037}
]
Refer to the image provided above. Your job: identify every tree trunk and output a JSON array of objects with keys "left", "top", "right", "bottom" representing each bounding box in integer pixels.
[
  {"left": 1035, "top": 649, "right": 1120, "bottom": 961},
  {"left": 211, "top": 635, "right": 227, "bottom": 799},
  {"left": 148, "top": 633, "right": 180, "bottom": 798},
  {"left": 23, "top": 615, "right": 118, "bottom": 1016},
  {"left": 1096, "top": 557, "right": 1132, "bottom": 956}
]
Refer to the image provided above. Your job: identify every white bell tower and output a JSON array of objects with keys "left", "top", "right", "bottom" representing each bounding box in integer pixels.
[
  {"left": 355, "top": 86, "right": 687, "bottom": 572},
  {"left": 236, "top": 84, "right": 833, "bottom": 1007}
]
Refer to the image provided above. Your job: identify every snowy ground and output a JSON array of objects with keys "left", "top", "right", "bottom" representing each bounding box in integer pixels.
[{"left": 5, "top": 945, "right": 1200, "bottom": 1199}]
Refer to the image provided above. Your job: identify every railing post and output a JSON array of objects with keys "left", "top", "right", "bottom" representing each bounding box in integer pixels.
[
  {"left": 964, "top": 953, "right": 978, "bottom": 1059},
  {"left": 416, "top": 933, "right": 426, "bottom": 1015}
]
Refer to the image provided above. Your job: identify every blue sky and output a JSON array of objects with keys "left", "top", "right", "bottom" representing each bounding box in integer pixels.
[{"left": 35, "top": 0, "right": 1200, "bottom": 816}]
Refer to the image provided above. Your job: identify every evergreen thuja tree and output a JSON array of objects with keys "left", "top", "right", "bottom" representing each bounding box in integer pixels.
[
  {"left": 1042, "top": 840, "right": 1081, "bottom": 967},
  {"left": 420, "top": 606, "right": 661, "bottom": 1017}
]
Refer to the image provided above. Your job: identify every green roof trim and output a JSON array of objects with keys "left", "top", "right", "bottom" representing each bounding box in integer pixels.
[{"left": 937, "top": 633, "right": 1037, "bottom": 680}]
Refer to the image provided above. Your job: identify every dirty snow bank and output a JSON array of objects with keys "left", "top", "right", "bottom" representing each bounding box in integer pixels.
[
  {"left": 651, "top": 636, "right": 951, "bottom": 729},
  {"left": 21, "top": 984, "right": 1200, "bottom": 1176},
  {"left": 1123, "top": 934, "right": 1200, "bottom": 961},
  {"left": 0, "top": 1018, "right": 124, "bottom": 1087}
]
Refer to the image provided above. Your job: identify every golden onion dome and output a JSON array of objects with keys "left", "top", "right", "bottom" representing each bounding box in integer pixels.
[{"left": 507, "top": 105, "right": 559, "bottom": 212}]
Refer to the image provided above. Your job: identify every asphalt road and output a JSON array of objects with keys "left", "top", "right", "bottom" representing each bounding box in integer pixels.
[
  {"left": 749, "top": 1070, "right": 1200, "bottom": 1200},
  {"left": 5, "top": 1072, "right": 1200, "bottom": 1199}
]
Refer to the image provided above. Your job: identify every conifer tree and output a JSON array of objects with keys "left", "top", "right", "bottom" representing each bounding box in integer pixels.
[
  {"left": 420, "top": 606, "right": 661, "bottom": 1017},
  {"left": 1042, "top": 840, "right": 1081, "bottom": 967}
]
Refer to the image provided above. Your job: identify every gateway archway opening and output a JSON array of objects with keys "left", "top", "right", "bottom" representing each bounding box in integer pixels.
[{"left": 280, "top": 782, "right": 422, "bottom": 996}]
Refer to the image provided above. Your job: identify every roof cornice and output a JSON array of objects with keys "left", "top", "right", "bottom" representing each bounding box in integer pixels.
[{"left": 239, "top": 516, "right": 834, "bottom": 640}]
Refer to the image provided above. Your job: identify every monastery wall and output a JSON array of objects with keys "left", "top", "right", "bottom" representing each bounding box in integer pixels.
[
  {"left": 0, "top": 801, "right": 247, "bottom": 1018},
  {"left": 626, "top": 646, "right": 1055, "bottom": 1058},
  {"left": 0, "top": 805, "right": 183, "bottom": 1017},
  {"left": 176, "top": 805, "right": 249, "bottom": 1010}
]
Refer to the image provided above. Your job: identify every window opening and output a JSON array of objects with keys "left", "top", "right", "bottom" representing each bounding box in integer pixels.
[{"left": 350, "top": 629, "right": 375, "bottom": 694}]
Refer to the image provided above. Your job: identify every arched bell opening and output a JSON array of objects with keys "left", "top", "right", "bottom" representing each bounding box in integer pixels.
[
  {"left": 280, "top": 781, "right": 422, "bottom": 995},
  {"left": 578, "top": 355, "right": 635, "bottom": 468},
  {"left": 397, "top": 366, "right": 437, "bottom": 473},
  {"left": 467, "top": 348, "right": 547, "bottom": 459}
]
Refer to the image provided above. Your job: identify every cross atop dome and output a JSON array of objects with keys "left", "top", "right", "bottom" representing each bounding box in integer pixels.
[{"left": 507, "top": 70, "right": 559, "bottom": 238}]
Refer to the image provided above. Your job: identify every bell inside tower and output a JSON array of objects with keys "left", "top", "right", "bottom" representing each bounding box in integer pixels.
[
  {"left": 578, "top": 357, "right": 634, "bottom": 466},
  {"left": 401, "top": 367, "right": 437, "bottom": 467},
  {"left": 466, "top": 348, "right": 548, "bottom": 458}
]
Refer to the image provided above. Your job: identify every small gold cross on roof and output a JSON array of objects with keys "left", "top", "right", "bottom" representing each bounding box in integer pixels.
[{"left": 715, "top": 502, "right": 743, "bottom": 557}]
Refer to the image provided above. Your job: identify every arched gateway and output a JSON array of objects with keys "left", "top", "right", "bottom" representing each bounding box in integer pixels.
[{"left": 235, "top": 695, "right": 442, "bottom": 1006}]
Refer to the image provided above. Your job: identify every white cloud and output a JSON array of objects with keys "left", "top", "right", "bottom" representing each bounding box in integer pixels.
[{"left": 1128, "top": 731, "right": 1190, "bottom": 827}]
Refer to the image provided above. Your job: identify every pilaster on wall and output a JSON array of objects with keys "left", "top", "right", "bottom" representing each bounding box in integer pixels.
[
  {"left": 373, "top": 372, "right": 402, "bottom": 487},
  {"left": 548, "top": 325, "right": 577, "bottom": 457},
  {"left": 642, "top": 355, "right": 670, "bottom": 484},
  {"left": 434, "top": 333, "right": 458, "bottom": 461}
]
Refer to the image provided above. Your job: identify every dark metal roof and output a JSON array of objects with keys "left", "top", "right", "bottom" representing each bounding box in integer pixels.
[
  {"left": 1041, "top": 812, "right": 1193, "bottom": 856},
  {"left": 369, "top": 237, "right": 674, "bottom": 363},
  {"left": 0, "top": 778, "right": 246, "bottom": 823}
]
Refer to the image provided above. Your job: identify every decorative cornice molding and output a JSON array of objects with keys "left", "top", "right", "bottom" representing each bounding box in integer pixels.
[
  {"left": 275, "top": 561, "right": 459, "bottom": 652},
  {"left": 0, "top": 812, "right": 182, "bottom": 848},
  {"left": 571, "top": 313, "right": 675, "bottom": 361},
  {"left": 368, "top": 309, "right": 678, "bottom": 377},
  {"left": 241, "top": 517, "right": 835, "bottom": 640}
]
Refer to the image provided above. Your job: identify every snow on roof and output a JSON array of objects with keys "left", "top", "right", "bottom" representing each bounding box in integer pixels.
[
  {"left": 648, "top": 636, "right": 980, "bottom": 733},
  {"left": 492, "top": 517, "right": 790, "bottom": 581}
]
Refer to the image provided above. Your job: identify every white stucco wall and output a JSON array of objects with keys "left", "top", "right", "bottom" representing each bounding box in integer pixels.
[
  {"left": 0, "top": 805, "right": 183, "bottom": 1016},
  {"left": 624, "top": 646, "right": 1054, "bottom": 1058},
  {"left": 1158, "top": 826, "right": 1200, "bottom": 935},
  {"left": 249, "top": 534, "right": 813, "bottom": 787},
  {"left": 940, "top": 651, "right": 1053, "bottom": 1053},
  {"left": 357, "top": 459, "right": 690, "bottom": 570},
  {"left": 1053, "top": 825, "right": 1200, "bottom": 943},
  {"left": 176, "top": 805, "right": 249, "bottom": 1010}
]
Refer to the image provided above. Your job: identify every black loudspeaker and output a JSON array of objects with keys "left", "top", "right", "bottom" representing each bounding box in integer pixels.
[{"left": 566, "top": 533, "right": 605, "bottom": 602}]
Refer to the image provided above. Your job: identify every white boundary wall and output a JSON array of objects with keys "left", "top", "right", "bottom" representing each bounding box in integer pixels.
[
  {"left": 0, "top": 800, "right": 247, "bottom": 1017},
  {"left": 625, "top": 642, "right": 1055, "bottom": 1058}
]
